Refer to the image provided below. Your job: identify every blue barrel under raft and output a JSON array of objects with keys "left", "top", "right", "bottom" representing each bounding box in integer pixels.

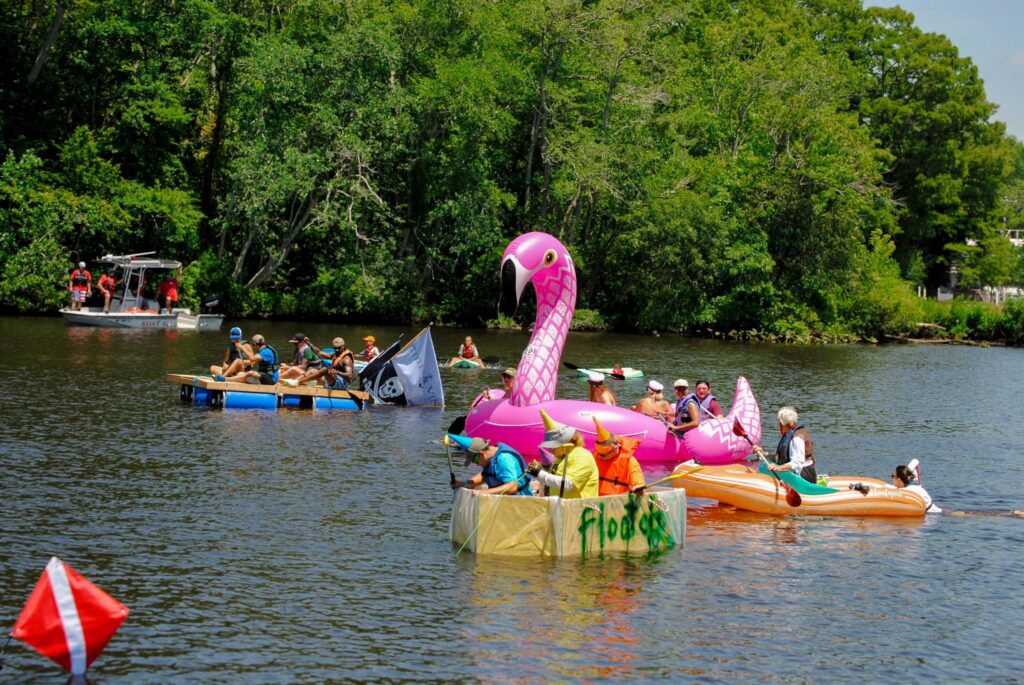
[{"left": 168, "top": 374, "right": 365, "bottom": 411}]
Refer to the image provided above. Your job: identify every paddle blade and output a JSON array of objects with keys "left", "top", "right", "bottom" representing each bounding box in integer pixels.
[
  {"left": 562, "top": 362, "right": 581, "bottom": 371},
  {"left": 786, "top": 486, "right": 802, "bottom": 507},
  {"left": 608, "top": 372, "right": 625, "bottom": 380},
  {"left": 447, "top": 415, "right": 467, "bottom": 435},
  {"left": 732, "top": 418, "right": 747, "bottom": 438}
]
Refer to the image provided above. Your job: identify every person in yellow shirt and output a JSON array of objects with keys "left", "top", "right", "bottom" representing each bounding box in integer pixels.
[{"left": 527, "top": 410, "right": 599, "bottom": 499}]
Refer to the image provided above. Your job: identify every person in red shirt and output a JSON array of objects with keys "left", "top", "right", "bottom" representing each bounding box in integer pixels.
[
  {"left": 68, "top": 261, "right": 91, "bottom": 311},
  {"left": 157, "top": 266, "right": 182, "bottom": 313},
  {"left": 97, "top": 268, "right": 117, "bottom": 314}
]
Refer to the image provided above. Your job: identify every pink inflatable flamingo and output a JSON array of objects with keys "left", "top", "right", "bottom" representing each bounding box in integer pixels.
[{"left": 464, "top": 232, "right": 760, "bottom": 467}]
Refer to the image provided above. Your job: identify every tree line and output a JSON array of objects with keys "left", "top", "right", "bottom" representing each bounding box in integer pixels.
[{"left": 2, "top": 0, "right": 1023, "bottom": 341}]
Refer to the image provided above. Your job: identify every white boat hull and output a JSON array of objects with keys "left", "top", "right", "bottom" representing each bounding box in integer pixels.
[{"left": 60, "top": 307, "right": 224, "bottom": 330}]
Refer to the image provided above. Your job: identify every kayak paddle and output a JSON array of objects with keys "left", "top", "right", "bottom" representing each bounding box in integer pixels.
[{"left": 562, "top": 361, "right": 625, "bottom": 381}]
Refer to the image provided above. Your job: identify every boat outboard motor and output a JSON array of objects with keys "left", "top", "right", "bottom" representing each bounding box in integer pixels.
[{"left": 202, "top": 293, "right": 221, "bottom": 312}]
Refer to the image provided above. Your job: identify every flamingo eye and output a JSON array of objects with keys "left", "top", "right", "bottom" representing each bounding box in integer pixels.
[{"left": 543, "top": 249, "right": 557, "bottom": 265}]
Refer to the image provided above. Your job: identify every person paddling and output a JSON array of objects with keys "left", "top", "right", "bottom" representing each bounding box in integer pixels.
[
  {"left": 526, "top": 410, "right": 599, "bottom": 499},
  {"left": 451, "top": 436, "right": 532, "bottom": 496},
  {"left": 752, "top": 406, "right": 817, "bottom": 484}
]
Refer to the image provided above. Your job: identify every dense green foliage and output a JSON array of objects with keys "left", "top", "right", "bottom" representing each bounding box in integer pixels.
[{"left": 1, "top": 0, "right": 1022, "bottom": 340}]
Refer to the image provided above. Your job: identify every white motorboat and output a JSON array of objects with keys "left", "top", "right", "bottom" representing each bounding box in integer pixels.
[{"left": 59, "top": 253, "right": 224, "bottom": 331}]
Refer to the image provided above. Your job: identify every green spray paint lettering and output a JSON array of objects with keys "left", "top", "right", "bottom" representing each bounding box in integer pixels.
[{"left": 577, "top": 493, "right": 672, "bottom": 555}]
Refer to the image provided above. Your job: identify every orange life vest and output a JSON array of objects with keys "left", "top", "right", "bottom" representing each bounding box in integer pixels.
[{"left": 595, "top": 436, "right": 642, "bottom": 496}]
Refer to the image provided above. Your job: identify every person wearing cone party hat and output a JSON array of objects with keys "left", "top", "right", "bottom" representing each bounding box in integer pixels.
[
  {"left": 11, "top": 557, "right": 129, "bottom": 677},
  {"left": 592, "top": 417, "right": 646, "bottom": 496},
  {"left": 445, "top": 433, "right": 532, "bottom": 496},
  {"left": 526, "top": 409, "right": 599, "bottom": 498}
]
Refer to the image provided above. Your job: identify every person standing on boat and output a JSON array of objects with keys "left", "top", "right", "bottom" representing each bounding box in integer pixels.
[
  {"left": 632, "top": 380, "right": 671, "bottom": 419},
  {"left": 300, "top": 337, "right": 355, "bottom": 389},
  {"left": 753, "top": 406, "right": 817, "bottom": 484},
  {"left": 68, "top": 261, "right": 91, "bottom": 311},
  {"left": 278, "top": 332, "right": 325, "bottom": 383},
  {"left": 449, "top": 336, "right": 483, "bottom": 367},
  {"left": 592, "top": 418, "right": 645, "bottom": 496},
  {"left": 694, "top": 380, "right": 725, "bottom": 419},
  {"left": 452, "top": 437, "right": 532, "bottom": 496},
  {"left": 361, "top": 335, "right": 380, "bottom": 362},
  {"left": 211, "top": 327, "right": 252, "bottom": 379},
  {"left": 526, "top": 411, "right": 599, "bottom": 499},
  {"left": 587, "top": 372, "right": 617, "bottom": 405},
  {"left": 667, "top": 379, "right": 700, "bottom": 434},
  {"left": 893, "top": 462, "right": 941, "bottom": 513},
  {"left": 97, "top": 267, "right": 117, "bottom": 314},
  {"left": 157, "top": 265, "right": 182, "bottom": 313}
]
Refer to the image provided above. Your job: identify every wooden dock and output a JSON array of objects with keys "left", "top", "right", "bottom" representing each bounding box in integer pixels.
[{"left": 167, "top": 374, "right": 369, "bottom": 410}]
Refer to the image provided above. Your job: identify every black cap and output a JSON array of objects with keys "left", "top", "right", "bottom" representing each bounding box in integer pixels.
[{"left": 289, "top": 332, "right": 307, "bottom": 343}]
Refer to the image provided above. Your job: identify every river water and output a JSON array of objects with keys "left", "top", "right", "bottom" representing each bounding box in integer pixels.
[{"left": 1, "top": 317, "right": 1021, "bottom": 683}]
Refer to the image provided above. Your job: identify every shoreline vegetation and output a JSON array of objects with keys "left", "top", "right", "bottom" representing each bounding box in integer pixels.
[{"left": 2, "top": 2, "right": 1023, "bottom": 346}]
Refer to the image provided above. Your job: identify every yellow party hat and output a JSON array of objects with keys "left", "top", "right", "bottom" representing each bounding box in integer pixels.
[
  {"left": 593, "top": 416, "right": 615, "bottom": 445},
  {"left": 539, "top": 408, "right": 559, "bottom": 432}
]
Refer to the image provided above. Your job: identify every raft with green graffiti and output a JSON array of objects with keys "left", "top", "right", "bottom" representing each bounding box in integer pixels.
[{"left": 449, "top": 487, "right": 686, "bottom": 557}]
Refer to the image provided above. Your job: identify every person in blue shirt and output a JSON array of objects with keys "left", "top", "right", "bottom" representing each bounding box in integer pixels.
[
  {"left": 452, "top": 437, "right": 532, "bottom": 496},
  {"left": 219, "top": 333, "right": 279, "bottom": 385}
]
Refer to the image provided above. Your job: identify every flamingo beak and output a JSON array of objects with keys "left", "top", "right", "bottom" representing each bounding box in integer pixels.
[{"left": 499, "top": 256, "right": 525, "bottom": 317}]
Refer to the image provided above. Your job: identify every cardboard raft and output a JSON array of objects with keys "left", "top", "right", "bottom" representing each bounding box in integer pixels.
[
  {"left": 450, "top": 487, "right": 686, "bottom": 557},
  {"left": 167, "top": 373, "right": 369, "bottom": 410}
]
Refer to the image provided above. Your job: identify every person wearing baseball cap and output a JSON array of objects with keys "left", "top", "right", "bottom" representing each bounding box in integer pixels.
[
  {"left": 586, "top": 371, "right": 617, "bottom": 406},
  {"left": 210, "top": 327, "right": 252, "bottom": 381},
  {"left": 631, "top": 379, "right": 671, "bottom": 419},
  {"left": 217, "top": 333, "right": 280, "bottom": 385},
  {"left": 668, "top": 379, "right": 700, "bottom": 434},
  {"left": 448, "top": 435, "right": 532, "bottom": 496},
  {"left": 278, "top": 332, "right": 326, "bottom": 384},
  {"left": 360, "top": 335, "right": 380, "bottom": 362},
  {"left": 68, "top": 261, "right": 92, "bottom": 311},
  {"left": 297, "top": 336, "right": 355, "bottom": 389},
  {"left": 525, "top": 410, "right": 599, "bottom": 498}
]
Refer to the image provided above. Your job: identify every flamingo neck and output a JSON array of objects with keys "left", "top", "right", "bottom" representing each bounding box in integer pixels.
[{"left": 511, "top": 257, "right": 576, "bottom": 406}]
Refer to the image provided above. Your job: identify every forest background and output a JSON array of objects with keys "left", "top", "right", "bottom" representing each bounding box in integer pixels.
[{"left": 2, "top": 0, "right": 1024, "bottom": 342}]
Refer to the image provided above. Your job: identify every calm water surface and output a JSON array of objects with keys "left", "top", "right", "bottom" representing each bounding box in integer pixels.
[{"left": 1, "top": 317, "right": 1022, "bottom": 683}]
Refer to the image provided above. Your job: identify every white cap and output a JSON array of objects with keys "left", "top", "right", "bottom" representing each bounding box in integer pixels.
[
  {"left": 648, "top": 380, "right": 663, "bottom": 392},
  {"left": 673, "top": 378, "right": 688, "bottom": 388},
  {"left": 78, "top": 261, "right": 86, "bottom": 268},
  {"left": 587, "top": 371, "right": 604, "bottom": 383}
]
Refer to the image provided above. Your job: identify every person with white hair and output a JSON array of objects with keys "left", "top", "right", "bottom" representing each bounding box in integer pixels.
[
  {"left": 753, "top": 406, "right": 817, "bottom": 483},
  {"left": 631, "top": 379, "right": 671, "bottom": 419}
]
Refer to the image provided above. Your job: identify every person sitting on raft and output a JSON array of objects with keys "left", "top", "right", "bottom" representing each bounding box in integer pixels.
[
  {"left": 632, "top": 380, "right": 671, "bottom": 419},
  {"left": 593, "top": 418, "right": 645, "bottom": 496},
  {"left": 526, "top": 410, "right": 599, "bottom": 499},
  {"left": 449, "top": 336, "right": 483, "bottom": 367},
  {"left": 479, "top": 367, "right": 515, "bottom": 403},
  {"left": 587, "top": 372, "right": 617, "bottom": 406},
  {"left": 299, "top": 337, "right": 355, "bottom": 389},
  {"left": 211, "top": 327, "right": 253, "bottom": 380},
  {"left": 360, "top": 335, "right": 380, "bottom": 361},
  {"left": 893, "top": 460, "right": 941, "bottom": 513},
  {"left": 452, "top": 436, "right": 532, "bottom": 496},
  {"left": 278, "top": 332, "right": 325, "bottom": 383},
  {"left": 694, "top": 379, "right": 725, "bottom": 419},
  {"left": 217, "top": 334, "right": 279, "bottom": 385},
  {"left": 752, "top": 406, "right": 817, "bottom": 484},
  {"left": 667, "top": 379, "right": 700, "bottom": 434}
]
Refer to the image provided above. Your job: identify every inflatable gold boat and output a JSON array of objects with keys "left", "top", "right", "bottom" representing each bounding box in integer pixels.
[{"left": 672, "top": 461, "right": 926, "bottom": 516}]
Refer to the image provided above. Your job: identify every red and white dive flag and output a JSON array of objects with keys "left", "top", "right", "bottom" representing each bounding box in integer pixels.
[{"left": 12, "top": 557, "right": 129, "bottom": 675}]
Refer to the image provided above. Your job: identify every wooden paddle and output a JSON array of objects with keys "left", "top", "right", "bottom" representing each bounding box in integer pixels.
[
  {"left": 732, "top": 419, "right": 801, "bottom": 507},
  {"left": 633, "top": 465, "right": 705, "bottom": 492},
  {"left": 562, "top": 361, "right": 626, "bottom": 381}
]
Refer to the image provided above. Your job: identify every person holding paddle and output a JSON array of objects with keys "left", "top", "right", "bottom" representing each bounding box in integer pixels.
[
  {"left": 667, "top": 379, "right": 700, "bottom": 434},
  {"left": 752, "top": 406, "right": 817, "bottom": 484},
  {"left": 451, "top": 437, "right": 532, "bottom": 496},
  {"left": 526, "top": 410, "right": 599, "bottom": 499}
]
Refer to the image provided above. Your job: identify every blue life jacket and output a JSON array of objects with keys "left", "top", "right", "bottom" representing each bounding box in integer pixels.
[
  {"left": 674, "top": 393, "right": 700, "bottom": 425},
  {"left": 482, "top": 443, "right": 531, "bottom": 496},
  {"left": 258, "top": 344, "right": 279, "bottom": 373}
]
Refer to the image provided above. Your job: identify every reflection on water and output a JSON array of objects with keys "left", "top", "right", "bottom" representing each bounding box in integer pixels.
[{"left": 0, "top": 317, "right": 1022, "bottom": 682}]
